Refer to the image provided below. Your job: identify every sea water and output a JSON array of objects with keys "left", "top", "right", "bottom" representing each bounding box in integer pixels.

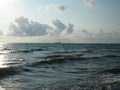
[{"left": 0, "top": 43, "right": 120, "bottom": 90}]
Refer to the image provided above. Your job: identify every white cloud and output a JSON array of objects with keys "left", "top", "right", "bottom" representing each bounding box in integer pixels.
[
  {"left": 66, "top": 24, "right": 74, "bottom": 34},
  {"left": 77, "top": 29, "right": 120, "bottom": 41},
  {"left": 84, "top": 0, "right": 96, "bottom": 8},
  {"left": 6, "top": 16, "right": 120, "bottom": 43},
  {"left": 52, "top": 19, "right": 66, "bottom": 34},
  {"left": 8, "top": 16, "right": 52, "bottom": 36},
  {"left": 43, "top": 4, "right": 66, "bottom": 11},
  {"left": 7, "top": 17, "right": 73, "bottom": 36}
]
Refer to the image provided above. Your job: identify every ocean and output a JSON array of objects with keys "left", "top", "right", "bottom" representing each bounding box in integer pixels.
[{"left": 0, "top": 43, "right": 120, "bottom": 90}]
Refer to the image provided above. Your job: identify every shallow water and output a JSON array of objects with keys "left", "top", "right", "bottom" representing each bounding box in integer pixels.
[{"left": 0, "top": 43, "right": 120, "bottom": 90}]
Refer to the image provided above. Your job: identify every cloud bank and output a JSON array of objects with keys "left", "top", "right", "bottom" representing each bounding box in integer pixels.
[
  {"left": 8, "top": 17, "right": 52, "bottom": 36},
  {"left": 38, "top": 4, "right": 66, "bottom": 11},
  {"left": 0, "top": 16, "right": 118, "bottom": 43},
  {"left": 8, "top": 17, "right": 73, "bottom": 36}
]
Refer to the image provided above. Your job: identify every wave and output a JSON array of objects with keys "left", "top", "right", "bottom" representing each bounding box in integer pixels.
[
  {"left": 82, "top": 49, "right": 95, "bottom": 53},
  {"left": 108, "top": 50, "right": 120, "bottom": 52},
  {"left": 45, "top": 54, "right": 120, "bottom": 60},
  {"left": 2, "top": 62, "right": 20, "bottom": 66},
  {"left": 29, "top": 51, "right": 120, "bottom": 67},
  {"left": 3, "top": 48, "right": 12, "bottom": 50},
  {"left": 100, "top": 67, "right": 120, "bottom": 74},
  {"left": 101, "top": 55, "right": 120, "bottom": 58},
  {"left": 31, "top": 58, "right": 65, "bottom": 66},
  {"left": 53, "top": 51, "right": 78, "bottom": 54},
  {"left": 0, "top": 65, "right": 32, "bottom": 79},
  {"left": 0, "top": 67, "right": 18, "bottom": 78},
  {"left": 40, "top": 78, "right": 120, "bottom": 90},
  {"left": 83, "top": 55, "right": 120, "bottom": 59},
  {"left": 31, "top": 54, "right": 86, "bottom": 67},
  {"left": 11, "top": 48, "right": 45, "bottom": 53}
]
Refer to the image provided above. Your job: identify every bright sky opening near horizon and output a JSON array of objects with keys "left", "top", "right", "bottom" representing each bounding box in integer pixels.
[{"left": 0, "top": 0, "right": 120, "bottom": 43}]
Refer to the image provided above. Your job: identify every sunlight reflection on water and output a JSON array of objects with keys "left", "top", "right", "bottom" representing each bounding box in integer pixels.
[
  {"left": 0, "top": 86, "right": 6, "bottom": 90},
  {"left": 0, "top": 43, "right": 8, "bottom": 68},
  {"left": 0, "top": 55, "right": 8, "bottom": 68}
]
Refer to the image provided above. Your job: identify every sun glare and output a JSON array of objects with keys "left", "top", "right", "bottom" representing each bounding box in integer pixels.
[
  {"left": 1, "top": 0, "right": 12, "bottom": 4},
  {"left": 0, "top": 0, "right": 15, "bottom": 9}
]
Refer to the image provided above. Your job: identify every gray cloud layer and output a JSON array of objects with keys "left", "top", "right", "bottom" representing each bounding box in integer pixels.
[{"left": 8, "top": 17, "right": 73, "bottom": 36}]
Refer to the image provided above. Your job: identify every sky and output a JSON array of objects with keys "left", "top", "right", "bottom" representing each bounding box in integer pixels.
[{"left": 0, "top": 0, "right": 120, "bottom": 43}]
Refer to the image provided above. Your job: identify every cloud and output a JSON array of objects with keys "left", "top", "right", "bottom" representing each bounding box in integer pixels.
[
  {"left": 7, "top": 17, "right": 73, "bottom": 36},
  {"left": 52, "top": 20, "right": 74, "bottom": 35},
  {"left": 84, "top": 0, "right": 96, "bottom": 8},
  {"left": 8, "top": 16, "right": 52, "bottom": 36},
  {"left": 78, "top": 29, "right": 120, "bottom": 41},
  {"left": 52, "top": 19, "right": 66, "bottom": 34},
  {"left": 44, "top": 4, "right": 66, "bottom": 11},
  {"left": 81, "top": 29, "right": 93, "bottom": 37},
  {"left": 66, "top": 24, "right": 74, "bottom": 34},
  {"left": 6, "top": 16, "right": 120, "bottom": 43},
  {"left": 56, "top": 5, "right": 66, "bottom": 11}
]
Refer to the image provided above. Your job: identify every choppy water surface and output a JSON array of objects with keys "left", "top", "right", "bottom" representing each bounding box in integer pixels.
[{"left": 0, "top": 43, "right": 120, "bottom": 90}]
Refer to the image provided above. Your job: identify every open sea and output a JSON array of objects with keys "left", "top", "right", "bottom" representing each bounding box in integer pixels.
[{"left": 0, "top": 43, "right": 120, "bottom": 90}]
